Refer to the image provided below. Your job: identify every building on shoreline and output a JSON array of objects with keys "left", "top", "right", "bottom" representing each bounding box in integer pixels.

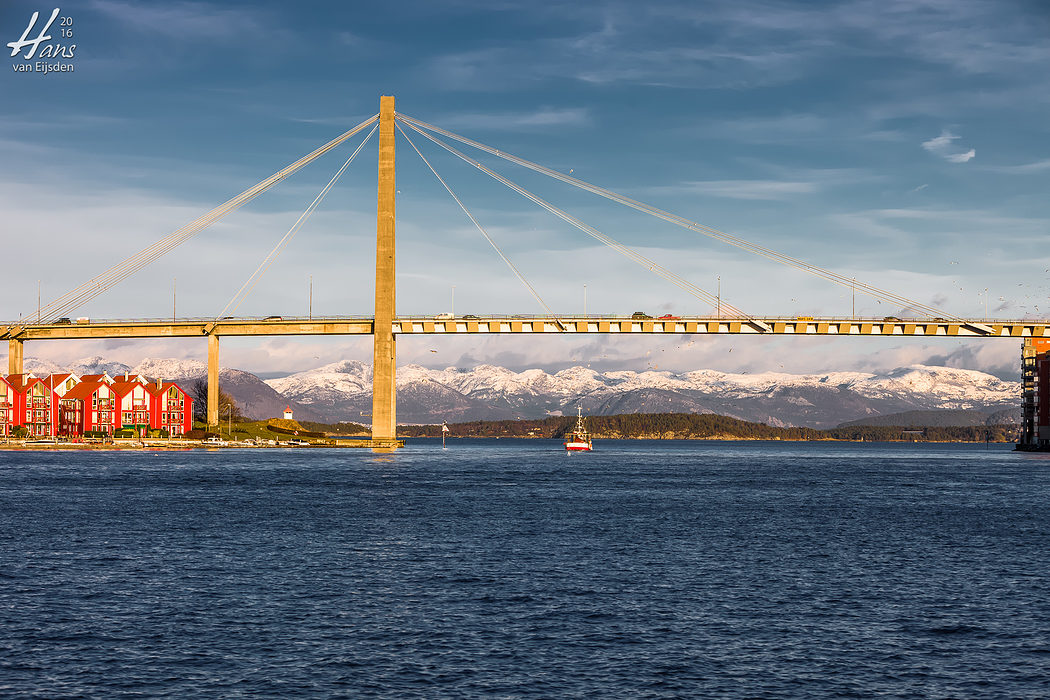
[
  {"left": 2, "top": 370, "right": 193, "bottom": 438},
  {"left": 1020, "top": 338, "right": 1050, "bottom": 450}
]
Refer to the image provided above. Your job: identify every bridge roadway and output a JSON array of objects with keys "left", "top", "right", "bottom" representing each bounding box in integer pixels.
[
  {"left": 3, "top": 314, "right": 1048, "bottom": 342},
  {"left": 5, "top": 313, "right": 1044, "bottom": 442}
]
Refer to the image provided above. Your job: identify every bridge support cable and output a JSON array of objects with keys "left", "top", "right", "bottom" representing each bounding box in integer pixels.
[
  {"left": 395, "top": 123, "right": 560, "bottom": 321},
  {"left": 398, "top": 113, "right": 957, "bottom": 321},
  {"left": 35, "top": 114, "right": 380, "bottom": 324},
  {"left": 209, "top": 124, "right": 378, "bottom": 330},
  {"left": 398, "top": 118, "right": 753, "bottom": 322}
]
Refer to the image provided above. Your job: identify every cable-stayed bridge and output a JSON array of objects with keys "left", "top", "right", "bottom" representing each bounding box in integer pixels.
[{"left": 3, "top": 96, "right": 1046, "bottom": 449}]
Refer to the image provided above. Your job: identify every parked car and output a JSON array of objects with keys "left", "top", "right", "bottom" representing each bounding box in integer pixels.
[{"left": 287, "top": 438, "right": 310, "bottom": 446}]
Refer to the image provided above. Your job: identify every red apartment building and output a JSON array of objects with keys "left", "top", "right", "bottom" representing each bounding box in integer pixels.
[
  {"left": 2, "top": 370, "right": 194, "bottom": 439},
  {"left": 148, "top": 381, "right": 192, "bottom": 436},
  {"left": 6, "top": 374, "right": 60, "bottom": 437},
  {"left": 0, "top": 375, "right": 14, "bottom": 437},
  {"left": 59, "top": 381, "right": 118, "bottom": 436}
]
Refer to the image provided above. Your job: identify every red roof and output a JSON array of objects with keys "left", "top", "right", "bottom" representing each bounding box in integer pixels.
[
  {"left": 110, "top": 381, "right": 150, "bottom": 398},
  {"left": 79, "top": 374, "right": 113, "bottom": 385},
  {"left": 39, "top": 373, "right": 77, "bottom": 389},
  {"left": 146, "top": 381, "right": 188, "bottom": 397},
  {"left": 62, "top": 381, "right": 109, "bottom": 402},
  {"left": 5, "top": 374, "right": 41, "bottom": 393}
]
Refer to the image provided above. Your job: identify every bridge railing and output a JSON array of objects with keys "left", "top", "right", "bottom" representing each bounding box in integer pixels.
[{"left": 1, "top": 314, "right": 1045, "bottom": 326}]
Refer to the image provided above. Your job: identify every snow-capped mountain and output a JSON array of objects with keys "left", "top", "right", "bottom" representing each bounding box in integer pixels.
[
  {"left": 24, "top": 355, "right": 132, "bottom": 378},
  {"left": 132, "top": 357, "right": 207, "bottom": 380},
  {"left": 127, "top": 359, "right": 326, "bottom": 423},
  {"left": 268, "top": 362, "right": 1019, "bottom": 428},
  {"left": 14, "top": 355, "right": 1020, "bottom": 428}
]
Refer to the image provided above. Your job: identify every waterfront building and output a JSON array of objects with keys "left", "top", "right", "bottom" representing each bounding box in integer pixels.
[
  {"left": 0, "top": 376, "right": 14, "bottom": 437},
  {"left": 59, "top": 381, "right": 118, "bottom": 436},
  {"left": 6, "top": 374, "right": 61, "bottom": 437},
  {"left": 112, "top": 378, "right": 154, "bottom": 437},
  {"left": 2, "top": 370, "right": 193, "bottom": 438},
  {"left": 146, "top": 380, "right": 193, "bottom": 437},
  {"left": 1020, "top": 338, "right": 1050, "bottom": 449}
]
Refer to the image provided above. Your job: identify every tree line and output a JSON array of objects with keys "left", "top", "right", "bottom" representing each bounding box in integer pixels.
[{"left": 394, "top": 413, "right": 1020, "bottom": 443}]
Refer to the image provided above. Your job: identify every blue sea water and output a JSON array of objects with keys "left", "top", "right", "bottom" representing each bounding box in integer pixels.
[{"left": 1, "top": 440, "right": 1049, "bottom": 698}]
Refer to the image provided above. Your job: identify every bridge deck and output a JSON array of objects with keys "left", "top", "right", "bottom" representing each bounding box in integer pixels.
[{"left": 2, "top": 315, "right": 1047, "bottom": 340}]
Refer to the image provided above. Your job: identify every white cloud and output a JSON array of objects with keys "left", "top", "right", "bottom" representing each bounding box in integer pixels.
[
  {"left": 663, "top": 179, "right": 816, "bottom": 200},
  {"left": 922, "top": 130, "right": 976, "bottom": 163},
  {"left": 430, "top": 108, "right": 591, "bottom": 131},
  {"left": 989, "top": 159, "right": 1050, "bottom": 174}
]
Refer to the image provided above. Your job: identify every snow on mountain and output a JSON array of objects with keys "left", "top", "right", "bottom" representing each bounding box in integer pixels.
[
  {"left": 132, "top": 357, "right": 208, "bottom": 380},
  {"left": 14, "top": 355, "right": 1018, "bottom": 427},
  {"left": 22, "top": 357, "right": 64, "bottom": 376},
  {"left": 22, "top": 355, "right": 132, "bottom": 377},
  {"left": 265, "top": 361, "right": 1018, "bottom": 426},
  {"left": 265, "top": 360, "right": 372, "bottom": 406},
  {"left": 68, "top": 356, "right": 133, "bottom": 377},
  {"left": 128, "top": 358, "right": 326, "bottom": 422}
]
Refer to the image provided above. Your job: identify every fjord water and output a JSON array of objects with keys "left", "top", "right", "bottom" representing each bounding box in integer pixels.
[{"left": 2, "top": 441, "right": 1048, "bottom": 698}]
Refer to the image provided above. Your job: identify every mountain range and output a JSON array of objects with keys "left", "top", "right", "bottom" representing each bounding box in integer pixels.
[{"left": 21, "top": 356, "right": 1019, "bottom": 429}]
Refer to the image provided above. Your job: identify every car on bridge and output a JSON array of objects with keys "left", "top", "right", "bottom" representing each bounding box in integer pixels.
[
  {"left": 632, "top": 311, "right": 652, "bottom": 319},
  {"left": 658, "top": 314, "right": 680, "bottom": 320}
]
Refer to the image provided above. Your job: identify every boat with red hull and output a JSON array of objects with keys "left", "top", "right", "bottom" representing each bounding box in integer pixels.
[{"left": 564, "top": 407, "right": 593, "bottom": 452}]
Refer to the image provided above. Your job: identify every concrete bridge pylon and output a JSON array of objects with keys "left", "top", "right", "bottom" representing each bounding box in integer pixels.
[{"left": 371, "top": 95, "right": 398, "bottom": 449}]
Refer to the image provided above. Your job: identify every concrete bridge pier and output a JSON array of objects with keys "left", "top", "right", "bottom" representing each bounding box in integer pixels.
[
  {"left": 207, "top": 334, "right": 219, "bottom": 431},
  {"left": 371, "top": 95, "right": 397, "bottom": 450},
  {"left": 8, "top": 339, "right": 23, "bottom": 376}
]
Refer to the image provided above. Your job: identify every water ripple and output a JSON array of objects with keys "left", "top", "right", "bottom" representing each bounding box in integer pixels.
[{"left": 1, "top": 441, "right": 1048, "bottom": 697}]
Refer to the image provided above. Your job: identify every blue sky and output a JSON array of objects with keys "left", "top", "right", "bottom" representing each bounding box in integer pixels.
[{"left": 2, "top": 0, "right": 1048, "bottom": 379}]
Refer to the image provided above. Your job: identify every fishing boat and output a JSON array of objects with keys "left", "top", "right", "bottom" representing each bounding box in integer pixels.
[{"left": 564, "top": 407, "right": 593, "bottom": 452}]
